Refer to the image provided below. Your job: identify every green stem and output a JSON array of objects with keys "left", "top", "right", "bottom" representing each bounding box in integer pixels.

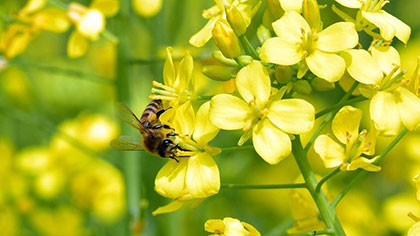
[
  {"left": 315, "top": 167, "right": 341, "bottom": 193},
  {"left": 332, "top": 128, "right": 409, "bottom": 207},
  {"left": 234, "top": 57, "right": 245, "bottom": 67},
  {"left": 239, "top": 35, "right": 260, "bottom": 59},
  {"left": 287, "top": 229, "right": 335, "bottom": 236},
  {"left": 221, "top": 183, "right": 306, "bottom": 189},
  {"left": 292, "top": 137, "right": 346, "bottom": 236},
  {"left": 315, "top": 96, "right": 367, "bottom": 119}
]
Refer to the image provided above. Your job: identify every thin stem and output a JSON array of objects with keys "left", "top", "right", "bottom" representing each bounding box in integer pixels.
[
  {"left": 332, "top": 128, "right": 409, "bottom": 207},
  {"left": 315, "top": 96, "right": 367, "bottom": 119},
  {"left": 221, "top": 145, "right": 254, "bottom": 152},
  {"left": 234, "top": 57, "right": 245, "bottom": 67},
  {"left": 315, "top": 167, "right": 341, "bottom": 193},
  {"left": 287, "top": 229, "right": 335, "bottom": 236},
  {"left": 239, "top": 35, "right": 260, "bottom": 59},
  {"left": 305, "top": 82, "right": 360, "bottom": 151},
  {"left": 221, "top": 183, "right": 306, "bottom": 189}
]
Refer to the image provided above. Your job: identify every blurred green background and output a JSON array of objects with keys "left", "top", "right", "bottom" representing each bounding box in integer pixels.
[{"left": 1, "top": 0, "right": 420, "bottom": 235}]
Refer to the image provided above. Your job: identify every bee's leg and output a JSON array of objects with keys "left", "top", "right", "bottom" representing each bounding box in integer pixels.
[
  {"left": 152, "top": 124, "right": 163, "bottom": 129},
  {"left": 156, "top": 106, "right": 173, "bottom": 119},
  {"left": 144, "top": 121, "right": 151, "bottom": 128},
  {"left": 166, "top": 132, "right": 178, "bottom": 137},
  {"left": 169, "top": 155, "right": 179, "bottom": 162}
]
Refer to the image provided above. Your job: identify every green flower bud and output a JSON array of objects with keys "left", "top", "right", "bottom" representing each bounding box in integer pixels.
[
  {"left": 202, "top": 65, "right": 233, "bottom": 81},
  {"left": 257, "top": 25, "right": 271, "bottom": 44},
  {"left": 212, "top": 19, "right": 242, "bottom": 59},
  {"left": 237, "top": 55, "right": 253, "bottom": 67},
  {"left": 225, "top": 5, "right": 247, "bottom": 36},
  {"left": 293, "top": 80, "right": 312, "bottom": 95},
  {"left": 267, "top": 0, "right": 284, "bottom": 19},
  {"left": 274, "top": 66, "right": 292, "bottom": 84},
  {"left": 303, "top": 0, "right": 322, "bottom": 31},
  {"left": 212, "top": 51, "right": 238, "bottom": 67},
  {"left": 311, "top": 77, "right": 335, "bottom": 91}
]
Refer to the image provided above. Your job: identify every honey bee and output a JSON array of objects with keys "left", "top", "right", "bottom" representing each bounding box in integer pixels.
[{"left": 112, "top": 100, "right": 188, "bottom": 161}]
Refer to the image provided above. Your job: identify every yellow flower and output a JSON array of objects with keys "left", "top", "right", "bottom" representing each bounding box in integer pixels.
[
  {"left": 30, "top": 207, "right": 85, "bottom": 236},
  {"left": 260, "top": 11, "right": 358, "bottom": 82},
  {"left": 335, "top": 0, "right": 411, "bottom": 44},
  {"left": 408, "top": 175, "right": 420, "bottom": 236},
  {"left": 314, "top": 106, "right": 380, "bottom": 172},
  {"left": 132, "top": 0, "right": 162, "bottom": 18},
  {"left": 205, "top": 217, "right": 260, "bottom": 236},
  {"left": 150, "top": 47, "right": 195, "bottom": 107},
  {"left": 67, "top": 0, "right": 119, "bottom": 58},
  {"left": 0, "top": 0, "right": 70, "bottom": 59},
  {"left": 189, "top": 0, "right": 261, "bottom": 47},
  {"left": 408, "top": 222, "right": 420, "bottom": 236},
  {"left": 209, "top": 60, "right": 315, "bottom": 165},
  {"left": 341, "top": 45, "right": 420, "bottom": 136},
  {"left": 153, "top": 101, "right": 220, "bottom": 215}
]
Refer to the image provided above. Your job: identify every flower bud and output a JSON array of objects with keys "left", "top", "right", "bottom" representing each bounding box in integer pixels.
[
  {"left": 212, "top": 19, "right": 242, "bottom": 59},
  {"left": 275, "top": 66, "right": 292, "bottom": 84},
  {"left": 257, "top": 25, "right": 271, "bottom": 44},
  {"left": 311, "top": 77, "right": 335, "bottom": 91},
  {"left": 133, "top": 0, "right": 162, "bottom": 18},
  {"left": 303, "top": 0, "right": 322, "bottom": 31},
  {"left": 237, "top": 55, "right": 253, "bottom": 67},
  {"left": 212, "top": 51, "right": 238, "bottom": 67},
  {"left": 225, "top": 5, "right": 247, "bottom": 36},
  {"left": 293, "top": 80, "right": 312, "bottom": 94},
  {"left": 202, "top": 65, "right": 233, "bottom": 81},
  {"left": 267, "top": 0, "right": 284, "bottom": 19}
]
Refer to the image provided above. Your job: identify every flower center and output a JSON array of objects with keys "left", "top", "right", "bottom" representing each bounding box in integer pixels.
[
  {"left": 150, "top": 81, "right": 192, "bottom": 103},
  {"left": 301, "top": 28, "right": 318, "bottom": 57}
]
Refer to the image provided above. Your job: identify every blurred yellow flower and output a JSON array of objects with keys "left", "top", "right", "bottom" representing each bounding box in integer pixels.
[
  {"left": 314, "top": 106, "right": 380, "bottom": 171},
  {"left": 150, "top": 47, "right": 195, "bottom": 107},
  {"left": 0, "top": 208, "right": 19, "bottom": 236},
  {"left": 153, "top": 101, "right": 220, "bottom": 215},
  {"left": 209, "top": 60, "right": 315, "bottom": 164},
  {"left": 335, "top": 0, "right": 411, "bottom": 44},
  {"left": 189, "top": 0, "right": 261, "bottom": 47},
  {"left": 30, "top": 207, "right": 85, "bottom": 236},
  {"left": 341, "top": 45, "right": 420, "bottom": 136},
  {"left": 67, "top": 0, "right": 119, "bottom": 58},
  {"left": 205, "top": 217, "right": 260, "bottom": 236},
  {"left": 261, "top": 11, "right": 358, "bottom": 82},
  {"left": 132, "top": 0, "right": 162, "bottom": 18}
]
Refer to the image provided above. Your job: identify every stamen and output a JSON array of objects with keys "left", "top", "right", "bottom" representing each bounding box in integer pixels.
[
  {"left": 152, "top": 81, "right": 176, "bottom": 92},
  {"left": 149, "top": 95, "right": 176, "bottom": 100},
  {"left": 151, "top": 88, "right": 178, "bottom": 97}
]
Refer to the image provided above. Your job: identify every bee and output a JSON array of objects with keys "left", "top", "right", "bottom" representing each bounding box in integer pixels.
[{"left": 112, "top": 100, "right": 188, "bottom": 161}]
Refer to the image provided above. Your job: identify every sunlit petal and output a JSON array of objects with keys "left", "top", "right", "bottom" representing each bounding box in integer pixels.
[
  {"left": 260, "top": 37, "right": 304, "bottom": 65},
  {"left": 172, "top": 101, "right": 195, "bottom": 136},
  {"left": 394, "top": 87, "right": 420, "bottom": 131},
  {"left": 408, "top": 222, "right": 420, "bottom": 236},
  {"left": 189, "top": 16, "right": 220, "bottom": 47},
  {"left": 209, "top": 94, "right": 251, "bottom": 130},
  {"left": 267, "top": 99, "right": 315, "bottom": 134},
  {"left": 193, "top": 102, "right": 219, "bottom": 147},
  {"left": 154, "top": 159, "right": 188, "bottom": 199},
  {"left": 33, "top": 8, "right": 70, "bottom": 33},
  {"left": 20, "top": 0, "right": 46, "bottom": 15},
  {"left": 279, "top": 0, "right": 303, "bottom": 12},
  {"left": 173, "top": 51, "right": 193, "bottom": 91},
  {"left": 163, "top": 47, "right": 175, "bottom": 86},
  {"left": 370, "top": 45, "right": 400, "bottom": 75},
  {"left": 332, "top": 106, "right": 362, "bottom": 146},
  {"left": 272, "top": 11, "right": 310, "bottom": 43},
  {"left": 236, "top": 61, "right": 271, "bottom": 107},
  {"left": 91, "top": 0, "right": 119, "bottom": 16},
  {"left": 67, "top": 31, "right": 89, "bottom": 58},
  {"left": 186, "top": 153, "right": 220, "bottom": 198},
  {"left": 346, "top": 157, "right": 381, "bottom": 172},
  {"left": 335, "top": 0, "right": 362, "bottom": 8},
  {"left": 317, "top": 22, "right": 358, "bottom": 53},
  {"left": 370, "top": 91, "right": 401, "bottom": 136},
  {"left": 362, "top": 10, "right": 396, "bottom": 42},
  {"left": 314, "top": 135, "right": 346, "bottom": 168},
  {"left": 306, "top": 50, "right": 345, "bottom": 82},
  {"left": 152, "top": 200, "right": 184, "bottom": 215},
  {"left": 224, "top": 217, "right": 248, "bottom": 235},
  {"left": 340, "top": 49, "right": 383, "bottom": 85},
  {"left": 205, "top": 219, "right": 225, "bottom": 233},
  {"left": 253, "top": 119, "right": 291, "bottom": 165},
  {"left": 380, "top": 10, "right": 411, "bottom": 44}
]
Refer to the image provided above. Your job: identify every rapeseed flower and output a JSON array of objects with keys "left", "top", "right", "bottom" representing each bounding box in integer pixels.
[
  {"left": 209, "top": 61, "right": 315, "bottom": 165},
  {"left": 260, "top": 11, "right": 358, "bottom": 82},
  {"left": 408, "top": 175, "right": 420, "bottom": 236},
  {"left": 205, "top": 217, "right": 260, "bottom": 236},
  {"left": 67, "top": 0, "right": 119, "bottom": 58},
  {"left": 335, "top": 0, "right": 411, "bottom": 44},
  {"left": 153, "top": 101, "right": 220, "bottom": 215},
  {"left": 341, "top": 45, "right": 420, "bottom": 136}
]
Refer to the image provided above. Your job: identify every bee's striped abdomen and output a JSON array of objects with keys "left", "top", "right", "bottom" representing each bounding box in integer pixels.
[{"left": 140, "top": 99, "right": 163, "bottom": 127}]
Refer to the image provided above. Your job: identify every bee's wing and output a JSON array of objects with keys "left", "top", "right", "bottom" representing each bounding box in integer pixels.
[
  {"left": 116, "top": 103, "right": 143, "bottom": 131},
  {"left": 111, "top": 135, "right": 144, "bottom": 151}
]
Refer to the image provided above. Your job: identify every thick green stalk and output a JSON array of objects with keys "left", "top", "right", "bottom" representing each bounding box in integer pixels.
[
  {"left": 292, "top": 137, "right": 346, "bottom": 236},
  {"left": 239, "top": 35, "right": 260, "bottom": 59},
  {"left": 114, "top": 1, "right": 141, "bottom": 235}
]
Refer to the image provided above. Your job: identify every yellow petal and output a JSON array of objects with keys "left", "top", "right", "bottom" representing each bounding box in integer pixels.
[
  {"left": 267, "top": 99, "right": 315, "bottom": 134},
  {"left": 154, "top": 159, "right": 188, "bottom": 199},
  {"left": 67, "top": 31, "right": 88, "bottom": 58},
  {"left": 209, "top": 94, "right": 251, "bottom": 130},
  {"left": 33, "top": 8, "right": 70, "bottom": 33},
  {"left": 314, "top": 135, "right": 346, "bottom": 168},
  {"left": 408, "top": 222, "right": 420, "bottom": 236},
  {"left": 173, "top": 51, "right": 193, "bottom": 91},
  {"left": 335, "top": 0, "right": 362, "bottom": 8},
  {"left": 172, "top": 101, "right": 195, "bottom": 136},
  {"left": 346, "top": 156, "right": 381, "bottom": 172},
  {"left": 272, "top": 11, "right": 309, "bottom": 43},
  {"left": 340, "top": 49, "right": 383, "bottom": 85},
  {"left": 236, "top": 61, "right": 271, "bottom": 107},
  {"left": 414, "top": 175, "right": 420, "bottom": 202},
  {"left": 260, "top": 37, "right": 304, "bottom": 65},
  {"left": 394, "top": 87, "right": 420, "bottom": 131},
  {"left": 306, "top": 50, "right": 345, "bottom": 82},
  {"left": 77, "top": 9, "right": 105, "bottom": 40},
  {"left": 152, "top": 200, "right": 184, "bottom": 215},
  {"left": 189, "top": 16, "right": 220, "bottom": 47},
  {"left": 379, "top": 10, "right": 411, "bottom": 44},
  {"left": 370, "top": 45, "right": 400, "bottom": 76},
  {"left": 205, "top": 219, "right": 225, "bottom": 233},
  {"left": 186, "top": 153, "right": 220, "bottom": 198},
  {"left": 224, "top": 217, "right": 248, "bottom": 236},
  {"left": 242, "top": 222, "right": 261, "bottom": 236},
  {"left": 20, "top": 0, "right": 46, "bottom": 15},
  {"left": 317, "top": 22, "right": 358, "bottom": 53},
  {"left": 279, "top": 0, "right": 303, "bottom": 12},
  {"left": 253, "top": 119, "right": 291, "bottom": 165},
  {"left": 132, "top": 0, "right": 162, "bottom": 18},
  {"left": 163, "top": 47, "right": 175, "bottom": 86},
  {"left": 91, "top": 0, "right": 119, "bottom": 16},
  {"left": 193, "top": 102, "right": 219, "bottom": 147},
  {"left": 362, "top": 10, "right": 396, "bottom": 42},
  {"left": 370, "top": 91, "right": 401, "bottom": 136},
  {"left": 1, "top": 24, "right": 32, "bottom": 59},
  {"left": 332, "top": 106, "right": 362, "bottom": 146}
]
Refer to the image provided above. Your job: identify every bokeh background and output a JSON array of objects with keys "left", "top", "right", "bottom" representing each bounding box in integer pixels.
[{"left": 1, "top": 0, "right": 420, "bottom": 235}]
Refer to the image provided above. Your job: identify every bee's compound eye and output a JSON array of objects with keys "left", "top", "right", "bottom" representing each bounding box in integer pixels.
[{"left": 163, "top": 139, "right": 173, "bottom": 146}]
